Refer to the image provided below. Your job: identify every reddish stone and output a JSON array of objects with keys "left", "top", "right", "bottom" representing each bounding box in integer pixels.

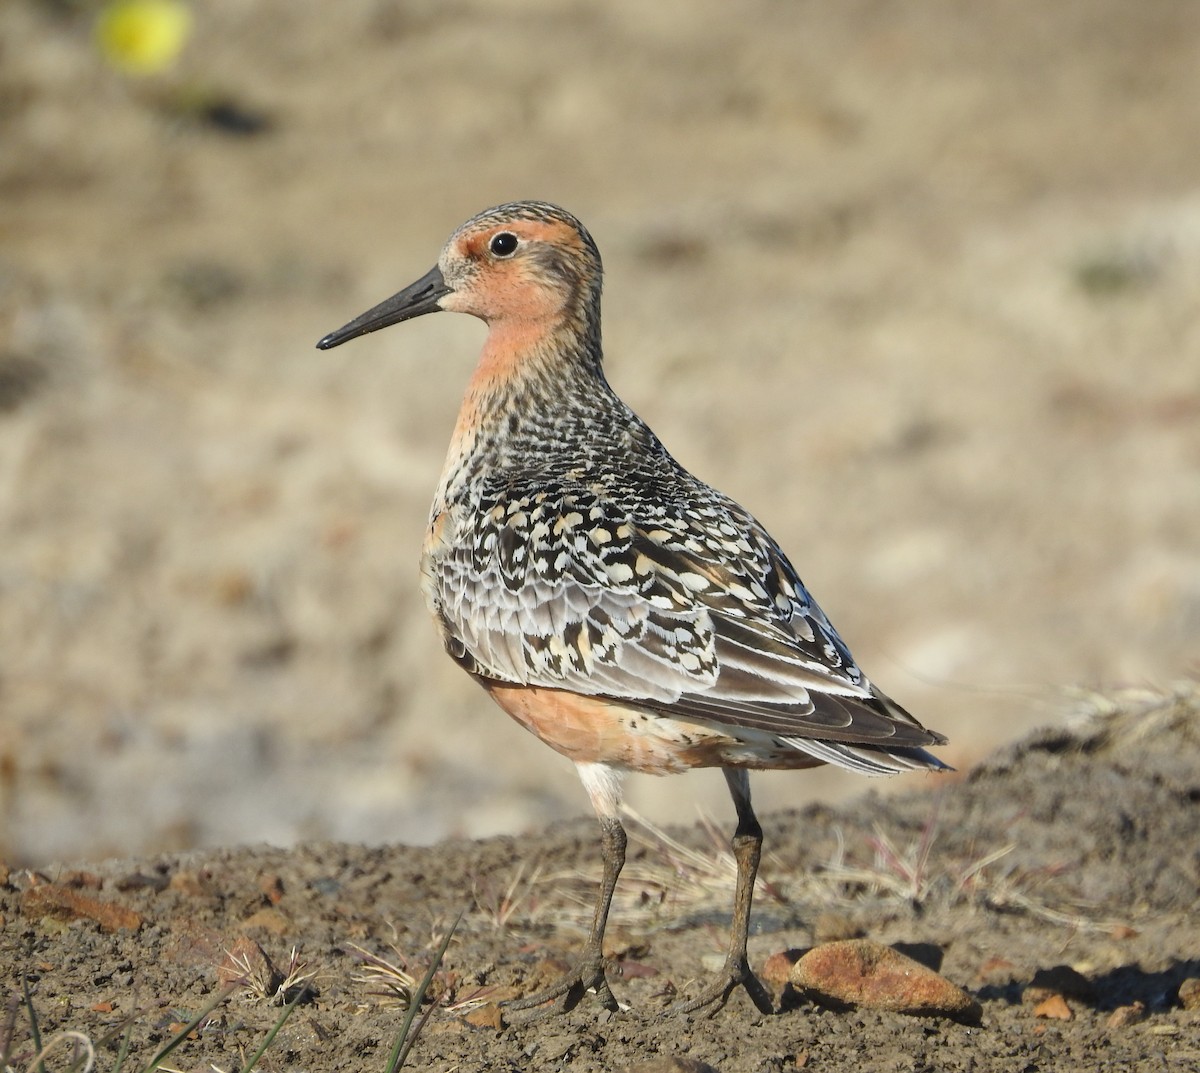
[
  {"left": 1033, "top": 994, "right": 1072, "bottom": 1021},
  {"left": 20, "top": 884, "right": 142, "bottom": 932},
  {"left": 1178, "top": 977, "right": 1200, "bottom": 1010},
  {"left": 258, "top": 873, "right": 285, "bottom": 904},
  {"left": 1105, "top": 1002, "right": 1146, "bottom": 1028},
  {"left": 790, "top": 939, "right": 980, "bottom": 1022},
  {"left": 761, "top": 948, "right": 804, "bottom": 989}
]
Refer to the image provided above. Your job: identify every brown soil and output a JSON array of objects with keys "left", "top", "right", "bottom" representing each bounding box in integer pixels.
[
  {"left": 4, "top": 685, "right": 1199, "bottom": 1071},
  {"left": 2, "top": 0, "right": 1199, "bottom": 865}
]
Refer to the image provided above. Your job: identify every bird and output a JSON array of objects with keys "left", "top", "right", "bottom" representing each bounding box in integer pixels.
[{"left": 316, "top": 201, "right": 949, "bottom": 1016}]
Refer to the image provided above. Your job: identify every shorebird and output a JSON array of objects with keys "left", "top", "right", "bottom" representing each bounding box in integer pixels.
[{"left": 317, "top": 201, "right": 948, "bottom": 1016}]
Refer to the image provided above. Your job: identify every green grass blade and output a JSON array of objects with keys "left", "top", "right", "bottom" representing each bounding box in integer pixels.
[
  {"left": 238, "top": 986, "right": 308, "bottom": 1073},
  {"left": 142, "top": 985, "right": 233, "bottom": 1072},
  {"left": 383, "top": 910, "right": 462, "bottom": 1073},
  {"left": 61, "top": 1032, "right": 95, "bottom": 1073},
  {"left": 110, "top": 1017, "right": 135, "bottom": 1073},
  {"left": 1, "top": 992, "right": 22, "bottom": 1072},
  {"left": 22, "top": 977, "right": 46, "bottom": 1073}
]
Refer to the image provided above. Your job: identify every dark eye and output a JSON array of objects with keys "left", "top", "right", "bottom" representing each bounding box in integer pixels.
[{"left": 489, "top": 232, "right": 519, "bottom": 258}]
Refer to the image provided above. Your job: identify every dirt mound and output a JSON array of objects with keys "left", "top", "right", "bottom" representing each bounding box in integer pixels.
[
  {"left": 3, "top": 683, "right": 1197, "bottom": 1071},
  {"left": 3, "top": 0, "right": 1199, "bottom": 866}
]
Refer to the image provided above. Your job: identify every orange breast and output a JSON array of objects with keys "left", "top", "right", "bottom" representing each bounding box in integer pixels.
[{"left": 480, "top": 681, "right": 824, "bottom": 775}]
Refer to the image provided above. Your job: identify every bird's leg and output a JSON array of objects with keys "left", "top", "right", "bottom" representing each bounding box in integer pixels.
[
  {"left": 508, "top": 763, "right": 627, "bottom": 1014},
  {"left": 508, "top": 815, "right": 625, "bottom": 1013},
  {"left": 674, "top": 769, "right": 774, "bottom": 1015}
]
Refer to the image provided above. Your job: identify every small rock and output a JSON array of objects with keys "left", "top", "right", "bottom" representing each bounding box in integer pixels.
[
  {"left": 12, "top": 870, "right": 52, "bottom": 891},
  {"left": 762, "top": 949, "right": 804, "bottom": 989},
  {"left": 1033, "top": 994, "right": 1073, "bottom": 1021},
  {"left": 1106, "top": 1002, "right": 1146, "bottom": 1028},
  {"left": 1178, "top": 977, "right": 1200, "bottom": 1010},
  {"left": 218, "top": 936, "right": 281, "bottom": 994},
  {"left": 1025, "top": 965, "right": 1095, "bottom": 1004},
  {"left": 20, "top": 884, "right": 143, "bottom": 932},
  {"left": 790, "top": 939, "right": 981, "bottom": 1022},
  {"left": 464, "top": 1002, "right": 504, "bottom": 1030},
  {"left": 258, "top": 873, "right": 285, "bottom": 904}
]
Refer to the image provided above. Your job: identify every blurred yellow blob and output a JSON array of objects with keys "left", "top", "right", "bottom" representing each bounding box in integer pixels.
[{"left": 96, "top": 0, "right": 192, "bottom": 76}]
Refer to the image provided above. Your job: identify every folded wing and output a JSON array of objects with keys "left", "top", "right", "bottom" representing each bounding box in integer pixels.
[{"left": 429, "top": 486, "right": 946, "bottom": 774}]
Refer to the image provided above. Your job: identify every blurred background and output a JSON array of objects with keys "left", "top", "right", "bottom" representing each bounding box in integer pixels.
[{"left": 1, "top": 0, "right": 1197, "bottom": 867}]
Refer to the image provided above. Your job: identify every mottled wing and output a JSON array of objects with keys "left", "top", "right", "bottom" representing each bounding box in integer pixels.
[
  {"left": 429, "top": 488, "right": 717, "bottom": 701},
  {"left": 427, "top": 485, "right": 945, "bottom": 768}
]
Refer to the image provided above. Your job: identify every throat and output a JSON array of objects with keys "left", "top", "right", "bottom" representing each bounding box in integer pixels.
[
  {"left": 472, "top": 317, "right": 553, "bottom": 392},
  {"left": 435, "top": 321, "right": 591, "bottom": 499}
]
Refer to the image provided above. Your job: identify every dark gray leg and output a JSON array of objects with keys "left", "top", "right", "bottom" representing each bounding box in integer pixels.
[
  {"left": 508, "top": 813, "right": 626, "bottom": 1013},
  {"left": 674, "top": 769, "right": 774, "bottom": 1015}
]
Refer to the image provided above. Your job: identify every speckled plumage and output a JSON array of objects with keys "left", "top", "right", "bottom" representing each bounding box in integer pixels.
[{"left": 318, "top": 200, "right": 949, "bottom": 1016}]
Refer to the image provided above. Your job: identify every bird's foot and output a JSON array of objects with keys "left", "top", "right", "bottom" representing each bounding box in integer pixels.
[
  {"left": 671, "top": 955, "right": 774, "bottom": 1017},
  {"left": 505, "top": 945, "right": 618, "bottom": 1016}
]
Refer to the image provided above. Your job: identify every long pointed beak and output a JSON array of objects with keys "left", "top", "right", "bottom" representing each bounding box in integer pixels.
[{"left": 316, "top": 265, "right": 452, "bottom": 350}]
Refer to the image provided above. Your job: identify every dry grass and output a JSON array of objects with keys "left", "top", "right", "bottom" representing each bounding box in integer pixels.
[
  {"left": 465, "top": 789, "right": 1143, "bottom": 941},
  {"left": 345, "top": 942, "right": 420, "bottom": 1010},
  {"left": 222, "top": 945, "right": 316, "bottom": 1006}
]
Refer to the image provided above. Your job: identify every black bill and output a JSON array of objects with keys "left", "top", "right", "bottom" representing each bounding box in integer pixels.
[{"left": 316, "top": 265, "right": 452, "bottom": 350}]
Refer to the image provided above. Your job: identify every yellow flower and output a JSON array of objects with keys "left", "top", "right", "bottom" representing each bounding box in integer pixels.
[{"left": 96, "top": 0, "right": 192, "bottom": 77}]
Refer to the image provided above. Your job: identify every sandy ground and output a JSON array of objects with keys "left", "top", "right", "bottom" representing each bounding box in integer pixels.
[
  {"left": 3, "top": 684, "right": 1199, "bottom": 1072},
  {"left": 1, "top": 0, "right": 1198, "bottom": 877}
]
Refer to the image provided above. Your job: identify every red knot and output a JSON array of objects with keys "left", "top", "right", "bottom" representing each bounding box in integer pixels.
[{"left": 318, "top": 201, "right": 949, "bottom": 1016}]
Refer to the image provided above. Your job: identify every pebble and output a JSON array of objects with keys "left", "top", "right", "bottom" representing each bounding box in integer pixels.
[
  {"left": 217, "top": 935, "right": 280, "bottom": 992},
  {"left": 258, "top": 873, "right": 286, "bottom": 904},
  {"left": 1178, "top": 977, "right": 1200, "bottom": 1010},
  {"left": 464, "top": 1002, "right": 504, "bottom": 1031},
  {"left": 20, "top": 883, "right": 143, "bottom": 932},
  {"left": 1106, "top": 1002, "right": 1146, "bottom": 1028},
  {"left": 789, "top": 939, "right": 981, "bottom": 1022},
  {"left": 761, "top": 949, "right": 804, "bottom": 989},
  {"left": 1032, "top": 994, "right": 1073, "bottom": 1021}
]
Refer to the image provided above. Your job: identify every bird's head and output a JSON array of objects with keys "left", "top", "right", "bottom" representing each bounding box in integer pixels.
[{"left": 317, "top": 201, "right": 602, "bottom": 351}]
